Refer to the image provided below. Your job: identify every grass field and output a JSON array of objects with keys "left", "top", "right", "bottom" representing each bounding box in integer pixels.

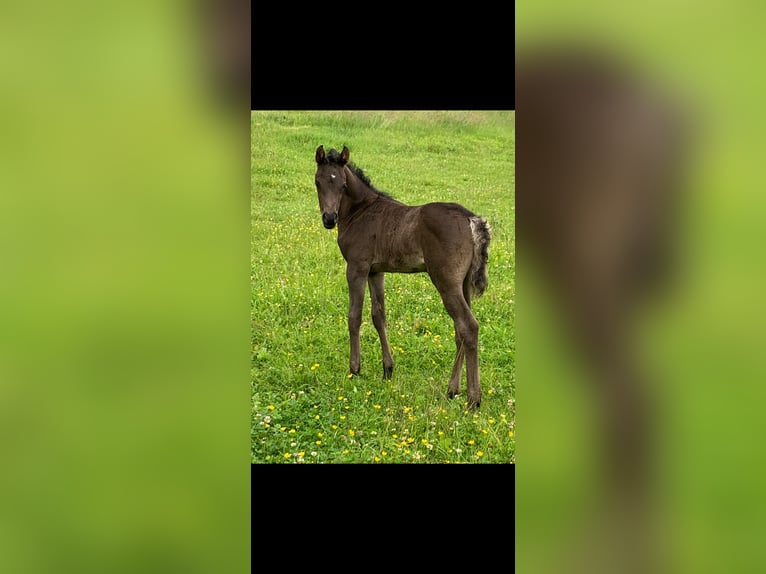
[{"left": 251, "top": 111, "right": 515, "bottom": 463}]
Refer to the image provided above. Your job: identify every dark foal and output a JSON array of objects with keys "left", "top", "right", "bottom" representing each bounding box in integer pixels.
[{"left": 314, "top": 145, "right": 491, "bottom": 409}]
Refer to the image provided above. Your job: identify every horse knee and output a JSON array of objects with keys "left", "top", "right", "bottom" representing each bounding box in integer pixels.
[{"left": 348, "top": 310, "right": 362, "bottom": 330}]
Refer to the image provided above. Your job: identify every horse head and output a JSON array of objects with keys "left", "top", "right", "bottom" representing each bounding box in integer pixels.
[{"left": 314, "top": 145, "right": 350, "bottom": 229}]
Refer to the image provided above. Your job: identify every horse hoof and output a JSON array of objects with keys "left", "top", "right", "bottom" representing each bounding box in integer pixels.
[{"left": 382, "top": 366, "right": 393, "bottom": 380}]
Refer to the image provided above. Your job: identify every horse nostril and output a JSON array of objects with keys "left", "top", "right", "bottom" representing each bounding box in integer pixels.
[{"left": 322, "top": 213, "right": 337, "bottom": 229}]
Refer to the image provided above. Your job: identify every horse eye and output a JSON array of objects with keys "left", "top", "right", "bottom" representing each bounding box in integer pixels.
[{"left": 315, "top": 178, "right": 320, "bottom": 187}]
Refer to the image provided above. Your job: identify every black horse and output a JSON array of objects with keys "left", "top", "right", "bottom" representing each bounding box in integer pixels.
[{"left": 314, "top": 145, "right": 491, "bottom": 409}]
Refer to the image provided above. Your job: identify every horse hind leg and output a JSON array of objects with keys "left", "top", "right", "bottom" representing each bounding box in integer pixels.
[
  {"left": 368, "top": 272, "right": 394, "bottom": 379},
  {"left": 448, "top": 334, "right": 465, "bottom": 398},
  {"left": 445, "top": 276, "right": 474, "bottom": 398},
  {"left": 439, "top": 284, "right": 481, "bottom": 409}
]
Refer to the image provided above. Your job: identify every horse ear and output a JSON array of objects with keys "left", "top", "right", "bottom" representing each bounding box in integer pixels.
[
  {"left": 315, "top": 145, "right": 325, "bottom": 164},
  {"left": 341, "top": 146, "right": 350, "bottom": 164}
]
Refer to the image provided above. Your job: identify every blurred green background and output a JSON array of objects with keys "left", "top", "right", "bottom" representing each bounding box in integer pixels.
[
  {"left": 0, "top": 2, "right": 249, "bottom": 572},
  {"left": 518, "top": 2, "right": 766, "bottom": 573}
]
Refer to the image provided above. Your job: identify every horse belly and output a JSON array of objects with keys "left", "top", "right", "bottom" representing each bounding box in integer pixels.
[
  {"left": 365, "top": 206, "right": 428, "bottom": 273},
  {"left": 372, "top": 254, "right": 426, "bottom": 274},
  {"left": 372, "top": 237, "right": 426, "bottom": 273}
]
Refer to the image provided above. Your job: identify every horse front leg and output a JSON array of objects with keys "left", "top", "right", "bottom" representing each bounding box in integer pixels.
[
  {"left": 346, "top": 264, "right": 368, "bottom": 376},
  {"left": 368, "top": 272, "right": 394, "bottom": 379}
]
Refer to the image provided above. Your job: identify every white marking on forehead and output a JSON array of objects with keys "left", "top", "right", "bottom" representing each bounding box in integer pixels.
[{"left": 331, "top": 174, "right": 336, "bottom": 179}]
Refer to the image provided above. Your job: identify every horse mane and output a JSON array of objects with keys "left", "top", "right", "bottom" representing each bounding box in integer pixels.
[{"left": 326, "top": 148, "right": 393, "bottom": 199}]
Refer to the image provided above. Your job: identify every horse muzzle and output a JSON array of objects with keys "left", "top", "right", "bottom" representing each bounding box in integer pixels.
[{"left": 322, "top": 212, "right": 337, "bottom": 229}]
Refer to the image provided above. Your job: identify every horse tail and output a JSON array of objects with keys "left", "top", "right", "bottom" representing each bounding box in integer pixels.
[{"left": 468, "top": 215, "right": 491, "bottom": 298}]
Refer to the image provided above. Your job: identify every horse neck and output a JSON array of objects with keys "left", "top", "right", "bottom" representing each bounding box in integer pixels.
[{"left": 342, "top": 165, "right": 377, "bottom": 207}]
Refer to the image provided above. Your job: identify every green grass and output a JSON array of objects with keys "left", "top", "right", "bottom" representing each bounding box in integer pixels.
[{"left": 251, "top": 111, "right": 515, "bottom": 463}]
